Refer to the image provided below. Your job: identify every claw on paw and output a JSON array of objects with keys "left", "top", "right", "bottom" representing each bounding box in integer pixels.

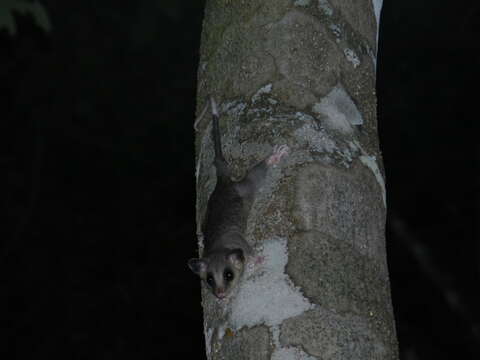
[{"left": 267, "top": 144, "right": 289, "bottom": 165}]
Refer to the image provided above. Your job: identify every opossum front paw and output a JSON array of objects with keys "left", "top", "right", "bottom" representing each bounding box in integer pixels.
[
  {"left": 254, "top": 255, "right": 265, "bottom": 265},
  {"left": 267, "top": 144, "right": 289, "bottom": 165},
  {"left": 246, "top": 255, "right": 265, "bottom": 273}
]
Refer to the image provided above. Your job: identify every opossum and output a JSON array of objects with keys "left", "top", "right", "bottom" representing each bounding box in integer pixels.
[{"left": 188, "top": 97, "right": 288, "bottom": 299}]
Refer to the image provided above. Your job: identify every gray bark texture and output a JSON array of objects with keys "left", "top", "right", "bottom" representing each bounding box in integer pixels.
[{"left": 194, "top": 0, "right": 398, "bottom": 359}]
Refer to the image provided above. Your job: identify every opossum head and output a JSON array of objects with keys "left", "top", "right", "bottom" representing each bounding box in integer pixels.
[{"left": 188, "top": 249, "right": 245, "bottom": 299}]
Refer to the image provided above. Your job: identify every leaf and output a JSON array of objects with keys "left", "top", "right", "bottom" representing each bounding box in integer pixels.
[{"left": 0, "top": 0, "right": 51, "bottom": 35}]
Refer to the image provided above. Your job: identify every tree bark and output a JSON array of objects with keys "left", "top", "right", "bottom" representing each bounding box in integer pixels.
[{"left": 195, "top": 0, "right": 398, "bottom": 359}]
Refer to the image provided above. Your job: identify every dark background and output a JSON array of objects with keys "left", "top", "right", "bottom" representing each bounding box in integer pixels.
[{"left": 1, "top": 1, "right": 478, "bottom": 359}]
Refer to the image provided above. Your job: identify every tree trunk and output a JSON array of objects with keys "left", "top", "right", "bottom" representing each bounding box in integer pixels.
[{"left": 195, "top": 0, "right": 398, "bottom": 359}]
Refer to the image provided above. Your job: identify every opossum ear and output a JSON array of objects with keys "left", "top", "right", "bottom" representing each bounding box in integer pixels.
[
  {"left": 226, "top": 249, "right": 245, "bottom": 270},
  {"left": 188, "top": 258, "right": 207, "bottom": 276}
]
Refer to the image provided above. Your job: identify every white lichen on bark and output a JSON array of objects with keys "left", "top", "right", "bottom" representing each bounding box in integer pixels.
[{"left": 230, "top": 237, "right": 313, "bottom": 331}]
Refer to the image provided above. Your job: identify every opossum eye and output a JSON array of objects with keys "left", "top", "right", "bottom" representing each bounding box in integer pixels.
[
  {"left": 224, "top": 269, "right": 234, "bottom": 282},
  {"left": 206, "top": 274, "right": 215, "bottom": 287}
]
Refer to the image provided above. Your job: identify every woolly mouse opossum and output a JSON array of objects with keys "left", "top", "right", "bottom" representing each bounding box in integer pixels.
[{"left": 189, "top": 97, "right": 288, "bottom": 299}]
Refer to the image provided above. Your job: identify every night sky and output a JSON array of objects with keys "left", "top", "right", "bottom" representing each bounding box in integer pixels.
[{"left": 1, "top": 1, "right": 478, "bottom": 359}]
